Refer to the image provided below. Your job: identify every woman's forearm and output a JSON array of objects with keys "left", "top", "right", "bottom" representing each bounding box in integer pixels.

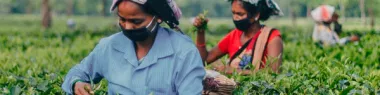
[{"left": 196, "top": 29, "right": 208, "bottom": 62}]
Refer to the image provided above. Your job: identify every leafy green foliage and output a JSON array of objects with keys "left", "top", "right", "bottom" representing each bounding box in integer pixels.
[
  {"left": 200, "top": 26, "right": 380, "bottom": 94},
  {"left": 2, "top": 0, "right": 380, "bottom": 18},
  {"left": 0, "top": 15, "right": 379, "bottom": 94}
]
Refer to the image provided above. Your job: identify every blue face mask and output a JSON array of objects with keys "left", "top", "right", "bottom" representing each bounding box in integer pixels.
[{"left": 119, "top": 16, "right": 157, "bottom": 42}]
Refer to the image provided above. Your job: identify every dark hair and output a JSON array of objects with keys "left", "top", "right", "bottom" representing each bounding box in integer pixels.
[{"left": 232, "top": 0, "right": 272, "bottom": 21}]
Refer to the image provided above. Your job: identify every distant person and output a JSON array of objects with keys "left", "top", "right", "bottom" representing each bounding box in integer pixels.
[
  {"left": 61, "top": 0, "right": 205, "bottom": 94},
  {"left": 67, "top": 18, "right": 75, "bottom": 29},
  {"left": 311, "top": 5, "right": 359, "bottom": 47},
  {"left": 193, "top": 0, "right": 284, "bottom": 75}
]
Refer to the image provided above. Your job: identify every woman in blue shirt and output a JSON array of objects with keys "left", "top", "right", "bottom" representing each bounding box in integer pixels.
[{"left": 61, "top": 0, "right": 205, "bottom": 94}]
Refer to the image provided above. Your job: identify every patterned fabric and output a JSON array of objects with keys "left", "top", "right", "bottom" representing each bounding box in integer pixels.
[
  {"left": 110, "top": 0, "right": 182, "bottom": 30},
  {"left": 311, "top": 5, "right": 335, "bottom": 22},
  {"left": 227, "top": 0, "right": 283, "bottom": 16},
  {"left": 166, "top": 0, "right": 182, "bottom": 20},
  {"left": 110, "top": 0, "right": 181, "bottom": 20}
]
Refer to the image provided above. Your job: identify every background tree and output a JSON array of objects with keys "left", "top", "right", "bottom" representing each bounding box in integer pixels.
[
  {"left": 101, "top": 0, "right": 109, "bottom": 17},
  {"left": 0, "top": 0, "right": 378, "bottom": 23},
  {"left": 359, "top": 0, "right": 366, "bottom": 26},
  {"left": 366, "top": 0, "right": 380, "bottom": 30},
  {"left": 0, "top": 0, "right": 12, "bottom": 14},
  {"left": 42, "top": 0, "right": 51, "bottom": 29},
  {"left": 66, "top": 0, "right": 73, "bottom": 16},
  {"left": 338, "top": 0, "right": 348, "bottom": 21}
]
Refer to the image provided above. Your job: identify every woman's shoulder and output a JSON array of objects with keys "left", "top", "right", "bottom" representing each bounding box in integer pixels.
[
  {"left": 268, "top": 28, "right": 281, "bottom": 42},
  {"left": 220, "top": 28, "right": 242, "bottom": 40},
  {"left": 228, "top": 29, "right": 242, "bottom": 36},
  {"left": 161, "top": 27, "right": 198, "bottom": 51},
  {"left": 162, "top": 27, "right": 192, "bottom": 43},
  {"left": 96, "top": 32, "right": 133, "bottom": 53},
  {"left": 102, "top": 32, "right": 127, "bottom": 45}
]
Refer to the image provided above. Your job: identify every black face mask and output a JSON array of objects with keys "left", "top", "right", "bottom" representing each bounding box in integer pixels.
[
  {"left": 333, "top": 22, "right": 342, "bottom": 35},
  {"left": 233, "top": 17, "right": 252, "bottom": 31},
  {"left": 119, "top": 16, "right": 157, "bottom": 42}
]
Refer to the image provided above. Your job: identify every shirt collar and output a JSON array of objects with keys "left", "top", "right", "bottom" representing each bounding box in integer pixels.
[{"left": 111, "top": 26, "right": 174, "bottom": 68}]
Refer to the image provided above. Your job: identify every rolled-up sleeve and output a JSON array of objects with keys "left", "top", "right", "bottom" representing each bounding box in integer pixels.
[
  {"left": 61, "top": 39, "right": 105, "bottom": 94},
  {"left": 175, "top": 48, "right": 206, "bottom": 95}
]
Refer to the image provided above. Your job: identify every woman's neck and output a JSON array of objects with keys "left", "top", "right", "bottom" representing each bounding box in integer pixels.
[
  {"left": 134, "top": 32, "right": 157, "bottom": 60},
  {"left": 243, "top": 22, "right": 261, "bottom": 39},
  {"left": 135, "top": 37, "right": 154, "bottom": 51}
]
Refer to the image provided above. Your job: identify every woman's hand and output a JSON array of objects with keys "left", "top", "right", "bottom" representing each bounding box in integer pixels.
[
  {"left": 350, "top": 35, "right": 360, "bottom": 41},
  {"left": 74, "top": 82, "right": 94, "bottom": 95},
  {"left": 193, "top": 17, "right": 209, "bottom": 32}
]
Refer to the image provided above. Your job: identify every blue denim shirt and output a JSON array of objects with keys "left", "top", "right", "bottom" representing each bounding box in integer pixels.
[{"left": 61, "top": 27, "right": 205, "bottom": 95}]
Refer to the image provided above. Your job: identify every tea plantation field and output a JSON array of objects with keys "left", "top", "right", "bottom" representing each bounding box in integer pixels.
[{"left": 0, "top": 15, "right": 379, "bottom": 94}]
